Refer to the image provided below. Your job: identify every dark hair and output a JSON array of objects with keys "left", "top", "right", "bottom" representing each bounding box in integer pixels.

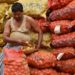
[{"left": 11, "top": 2, "right": 23, "bottom": 12}]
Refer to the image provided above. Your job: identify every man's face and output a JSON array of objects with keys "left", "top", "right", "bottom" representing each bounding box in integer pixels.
[{"left": 12, "top": 11, "right": 23, "bottom": 21}]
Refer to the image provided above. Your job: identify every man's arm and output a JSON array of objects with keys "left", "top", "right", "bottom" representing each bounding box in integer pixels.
[{"left": 27, "top": 17, "right": 43, "bottom": 49}]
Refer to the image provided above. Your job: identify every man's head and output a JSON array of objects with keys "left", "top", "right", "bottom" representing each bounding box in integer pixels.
[{"left": 11, "top": 2, "right": 23, "bottom": 21}]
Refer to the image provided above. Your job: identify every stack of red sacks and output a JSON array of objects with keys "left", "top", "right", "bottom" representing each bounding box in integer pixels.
[{"left": 47, "top": 0, "right": 75, "bottom": 74}]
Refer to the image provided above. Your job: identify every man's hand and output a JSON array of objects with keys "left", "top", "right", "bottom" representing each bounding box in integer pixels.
[
  {"left": 16, "top": 40, "right": 30, "bottom": 46},
  {"left": 24, "top": 47, "right": 39, "bottom": 54}
]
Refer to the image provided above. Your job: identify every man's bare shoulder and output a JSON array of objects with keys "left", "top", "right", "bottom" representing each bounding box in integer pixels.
[
  {"left": 5, "top": 19, "right": 11, "bottom": 26},
  {"left": 24, "top": 15, "right": 33, "bottom": 21},
  {"left": 6, "top": 19, "right": 11, "bottom": 23}
]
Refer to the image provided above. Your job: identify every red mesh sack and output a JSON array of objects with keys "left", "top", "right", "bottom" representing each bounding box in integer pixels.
[
  {"left": 51, "top": 47, "right": 75, "bottom": 60},
  {"left": 4, "top": 48, "right": 30, "bottom": 75},
  {"left": 42, "top": 69, "right": 70, "bottom": 75},
  {"left": 4, "top": 61, "right": 30, "bottom": 75},
  {"left": 56, "top": 59, "right": 75, "bottom": 73},
  {"left": 49, "top": 0, "right": 75, "bottom": 21},
  {"left": 60, "top": 73, "right": 70, "bottom": 75},
  {"left": 35, "top": 18, "right": 48, "bottom": 32},
  {"left": 48, "top": 0, "right": 72, "bottom": 10},
  {"left": 26, "top": 51, "right": 56, "bottom": 68},
  {"left": 30, "top": 68, "right": 43, "bottom": 75},
  {"left": 51, "top": 32, "right": 75, "bottom": 48},
  {"left": 49, "top": 20, "right": 75, "bottom": 34},
  {"left": 4, "top": 48, "right": 25, "bottom": 63},
  {"left": 30, "top": 68, "right": 70, "bottom": 75}
]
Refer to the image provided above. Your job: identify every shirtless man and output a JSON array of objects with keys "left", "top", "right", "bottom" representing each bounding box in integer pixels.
[{"left": 3, "top": 2, "right": 43, "bottom": 52}]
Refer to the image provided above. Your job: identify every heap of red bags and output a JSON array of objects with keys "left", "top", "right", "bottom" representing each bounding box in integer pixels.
[
  {"left": 27, "top": 0, "right": 75, "bottom": 74},
  {"left": 4, "top": 0, "right": 75, "bottom": 75},
  {"left": 47, "top": 0, "right": 75, "bottom": 74}
]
